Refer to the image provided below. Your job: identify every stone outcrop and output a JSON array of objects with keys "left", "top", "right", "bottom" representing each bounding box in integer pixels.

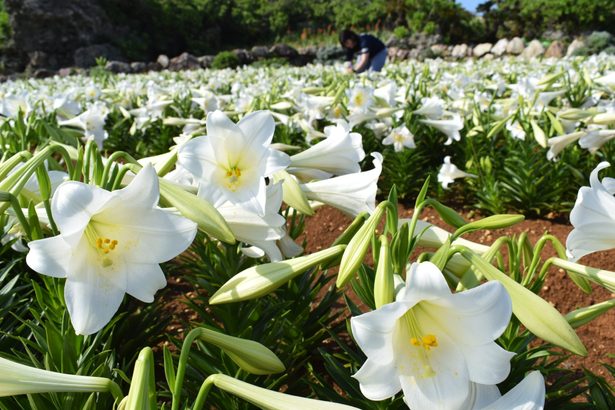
[
  {"left": 522, "top": 39, "right": 545, "bottom": 59},
  {"left": 4, "top": 0, "right": 119, "bottom": 70},
  {"left": 506, "top": 37, "right": 525, "bottom": 55},
  {"left": 490, "top": 38, "right": 508, "bottom": 56},
  {"left": 473, "top": 43, "right": 493, "bottom": 58},
  {"left": 544, "top": 41, "right": 565, "bottom": 58},
  {"left": 566, "top": 39, "right": 585, "bottom": 56}
]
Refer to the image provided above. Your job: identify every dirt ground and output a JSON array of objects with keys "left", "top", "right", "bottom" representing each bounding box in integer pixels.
[{"left": 299, "top": 204, "right": 615, "bottom": 384}]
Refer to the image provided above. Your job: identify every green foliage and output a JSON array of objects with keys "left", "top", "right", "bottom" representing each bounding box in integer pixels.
[
  {"left": 585, "top": 31, "right": 615, "bottom": 54},
  {"left": 480, "top": 0, "right": 615, "bottom": 41},
  {"left": 393, "top": 25, "right": 410, "bottom": 39},
  {"left": 211, "top": 51, "right": 241, "bottom": 70}
]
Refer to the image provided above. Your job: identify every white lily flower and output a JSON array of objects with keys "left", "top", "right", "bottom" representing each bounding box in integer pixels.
[
  {"left": 25, "top": 165, "right": 197, "bottom": 335},
  {"left": 59, "top": 102, "right": 109, "bottom": 149},
  {"left": 578, "top": 129, "right": 615, "bottom": 153},
  {"left": 382, "top": 125, "right": 415, "bottom": 152},
  {"left": 347, "top": 85, "right": 374, "bottom": 114},
  {"left": 177, "top": 110, "right": 290, "bottom": 215},
  {"left": 471, "top": 371, "right": 545, "bottom": 410},
  {"left": 546, "top": 131, "right": 584, "bottom": 161},
  {"left": 420, "top": 114, "right": 464, "bottom": 145},
  {"left": 351, "top": 261, "right": 514, "bottom": 410},
  {"left": 414, "top": 96, "right": 445, "bottom": 120},
  {"left": 289, "top": 120, "right": 365, "bottom": 178},
  {"left": 300, "top": 153, "right": 382, "bottom": 217},
  {"left": 567, "top": 162, "right": 615, "bottom": 261},
  {"left": 438, "top": 156, "right": 476, "bottom": 189},
  {"left": 218, "top": 182, "right": 286, "bottom": 261},
  {"left": 506, "top": 120, "right": 526, "bottom": 140}
]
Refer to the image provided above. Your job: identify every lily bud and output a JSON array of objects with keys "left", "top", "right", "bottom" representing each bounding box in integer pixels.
[
  {"left": 566, "top": 299, "right": 615, "bottom": 329},
  {"left": 158, "top": 178, "right": 235, "bottom": 244},
  {"left": 195, "top": 328, "right": 285, "bottom": 375},
  {"left": 272, "top": 170, "right": 314, "bottom": 215},
  {"left": 0, "top": 357, "right": 115, "bottom": 397},
  {"left": 374, "top": 236, "right": 394, "bottom": 308},
  {"left": 124, "top": 347, "right": 156, "bottom": 410},
  {"left": 210, "top": 245, "right": 345, "bottom": 304},
  {"left": 210, "top": 374, "right": 360, "bottom": 410},
  {"left": 337, "top": 201, "right": 387, "bottom": 287}
]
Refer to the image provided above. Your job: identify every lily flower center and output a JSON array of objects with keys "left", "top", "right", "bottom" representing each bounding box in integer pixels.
[
  {"left": 84, "top": 224, "right": 119, "bottom": 268},
  {"left": 393, "top": 132, "right": 405, "bottom": 143},
  {"left": 225, "top": 166, "right": 242, "bottom": 191},
  {"left": 402, "top": 309, "right": 438, "bottom": 378},
  {"left": 354, "top": 94, "right": 364, "bottom": 106}
]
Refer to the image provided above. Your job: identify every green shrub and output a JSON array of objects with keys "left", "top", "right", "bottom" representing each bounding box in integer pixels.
[
  {"left": 211, "top": 51, "right": 241, "bottom": 69},
  {"left": 393, "top": 25, "right": 410, "bottom": 39},
  {"left": 585, "top": 31, "right": 614, "bottom": 53}
]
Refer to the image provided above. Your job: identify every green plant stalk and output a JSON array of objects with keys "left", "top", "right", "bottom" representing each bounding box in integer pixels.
[
  {"left": 191, "top": 375, "right": 215, "bottom": 410},
  {"left": 100, "top": 151, "right": 139, "bottom": 188}
]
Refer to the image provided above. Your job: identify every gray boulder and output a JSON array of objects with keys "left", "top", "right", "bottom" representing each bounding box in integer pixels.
[
  {"left": 269, "top": 44, "right": 299, "bottom": 59},
  {"left": 491, "top": 38, "right": 508, "bottom": 56},
  {"left": 566, "top": 38, "right": 586, "bottom": 56},
  {"left": 506, "top": 37, "right": 525, "bottom": 55},
  {"left": 251, "top": 46, "right": 270, "bottom": 59},
  {"left": 157, "top": 54, "right": 169, "bottom": 69},
  {"left": 232, "top": 49, "right": 254, "bottom": 65},
  {"left": 105, "top": 60, "right": 131, "bottom": 73},
  {"left": 522, "top": 39, "right": 545, "bottom": 59},
  {"left": 169, "top": 52, "right": 200, "bottom": 71},
  {"left": 5, "top": 0, "right": 116, "bottom": 68},
  {"left": 451, "top": 44, "right": 469, "bottom": 59},
  {"left": 473, "top": 43, "right": 493, "bottom": 58},
  {"left": 544, "top": 41, "right": 565, "bottom": 58},
  {"left": 130, "top": 62, "right": 147, "bottom": 73},
  {"left": 198, "top": 55, "right": 214, "bottom": 68}
]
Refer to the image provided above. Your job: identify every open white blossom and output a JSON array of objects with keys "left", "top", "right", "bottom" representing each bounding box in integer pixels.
[
  {"left": 382, "top": 125, "right": 415, "bottom": 152},
  {"left": 177, "top": 110, "right": 290, "bottom": 215},
  {"left": 438, "top": 156, "right": 476, "bottom": 189},
  {"left": 351, "top": 261, "right": 514, "bottom": 410},
  {"left": 567, "top": 162, "right": 615, "bottom": 261},
  {"left": 26, "top": 165, "right": 197, "bottom": 335}
]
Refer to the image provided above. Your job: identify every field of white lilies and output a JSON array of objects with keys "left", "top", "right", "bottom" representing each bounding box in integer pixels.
[{"left": 0, "top": 54, "right": 614, "bottom": 409}]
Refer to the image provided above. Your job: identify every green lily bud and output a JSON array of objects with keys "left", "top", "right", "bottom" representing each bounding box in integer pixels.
[
  {"left": 566, "top": 299, "right": 615, "bottom": 329},
  {"left": 210, "top": 374, "right": 360, "bottom": 410},
  {"left": 158, "top": 178, "right": 235, "bottom": 244},
  {"left": 210, "top": 245, "right": 345, "bottom": 304},
  {"left": 557, "top": 108, "right": 593, "bottom": 121},
  {"left": 590, "top": 112, "right": 615, "bottom": 125},
  {"left": 124, "top": 347, "right": 156, "bottom": 410},
  {"left": 460, "top": 249, "right": 587, "bottom": 356},
  {"left": 550, "top": 258, "right": 615, "bottom": 293},
  {"left": 374, "top": 236, "right": 394, "bottom": 308},
  {"left": 195, "top": 328, "right": 284, "bottom": 375},
  {"left": 337, "top": 201, "right": 388, "bottom": 287},
  {"left": 0, "top": 356, "right": 119, "bottom": 398},
  {"left": 272, "top": 170, "right": 314, "bottom": 215},
  {"left": 530, "top": 120, "right": 547, "bottom": 148},
  {"left": 453, "top": 214, "right": 524, "bottom": 239}
]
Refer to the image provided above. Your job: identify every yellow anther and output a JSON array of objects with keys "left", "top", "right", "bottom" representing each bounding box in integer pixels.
[
  {"left": 96, "top": 238, "right": 102, "bottom": 248},
  {"left": 422, "top": 334, "right": 438, "bottom": 350},
  {"left": 410, "top": 337, "right": 422, "bottom": 347},
  {"left": 104, "top": 238, "right": 111, "bottom": 244}
]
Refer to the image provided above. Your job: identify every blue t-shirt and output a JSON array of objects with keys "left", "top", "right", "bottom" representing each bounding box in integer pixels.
[{"left": 346, "top": 34, "right": 385, "bottom": 61}]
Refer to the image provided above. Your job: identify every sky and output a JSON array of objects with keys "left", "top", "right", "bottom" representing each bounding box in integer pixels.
[{"left": 457, "top": 0, "right": 483, "bottom": 13}]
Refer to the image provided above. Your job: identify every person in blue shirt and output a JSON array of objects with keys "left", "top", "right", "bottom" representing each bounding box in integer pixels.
[{"left": 339, "top": 29, "right": 387, "bottom": 73}]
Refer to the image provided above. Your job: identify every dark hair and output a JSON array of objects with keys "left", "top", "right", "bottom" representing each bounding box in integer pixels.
[{"left": 339, "top": 29, "right": 359, "bottom": 46}]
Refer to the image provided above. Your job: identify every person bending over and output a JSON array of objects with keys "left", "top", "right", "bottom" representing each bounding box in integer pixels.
[{"left": 340, "top": 29, "right": 387, "bottom": 73}]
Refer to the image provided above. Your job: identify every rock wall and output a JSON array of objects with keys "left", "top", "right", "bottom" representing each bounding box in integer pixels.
[{"left": 4, "top": 0, "right": 119, "bottom": 71}]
